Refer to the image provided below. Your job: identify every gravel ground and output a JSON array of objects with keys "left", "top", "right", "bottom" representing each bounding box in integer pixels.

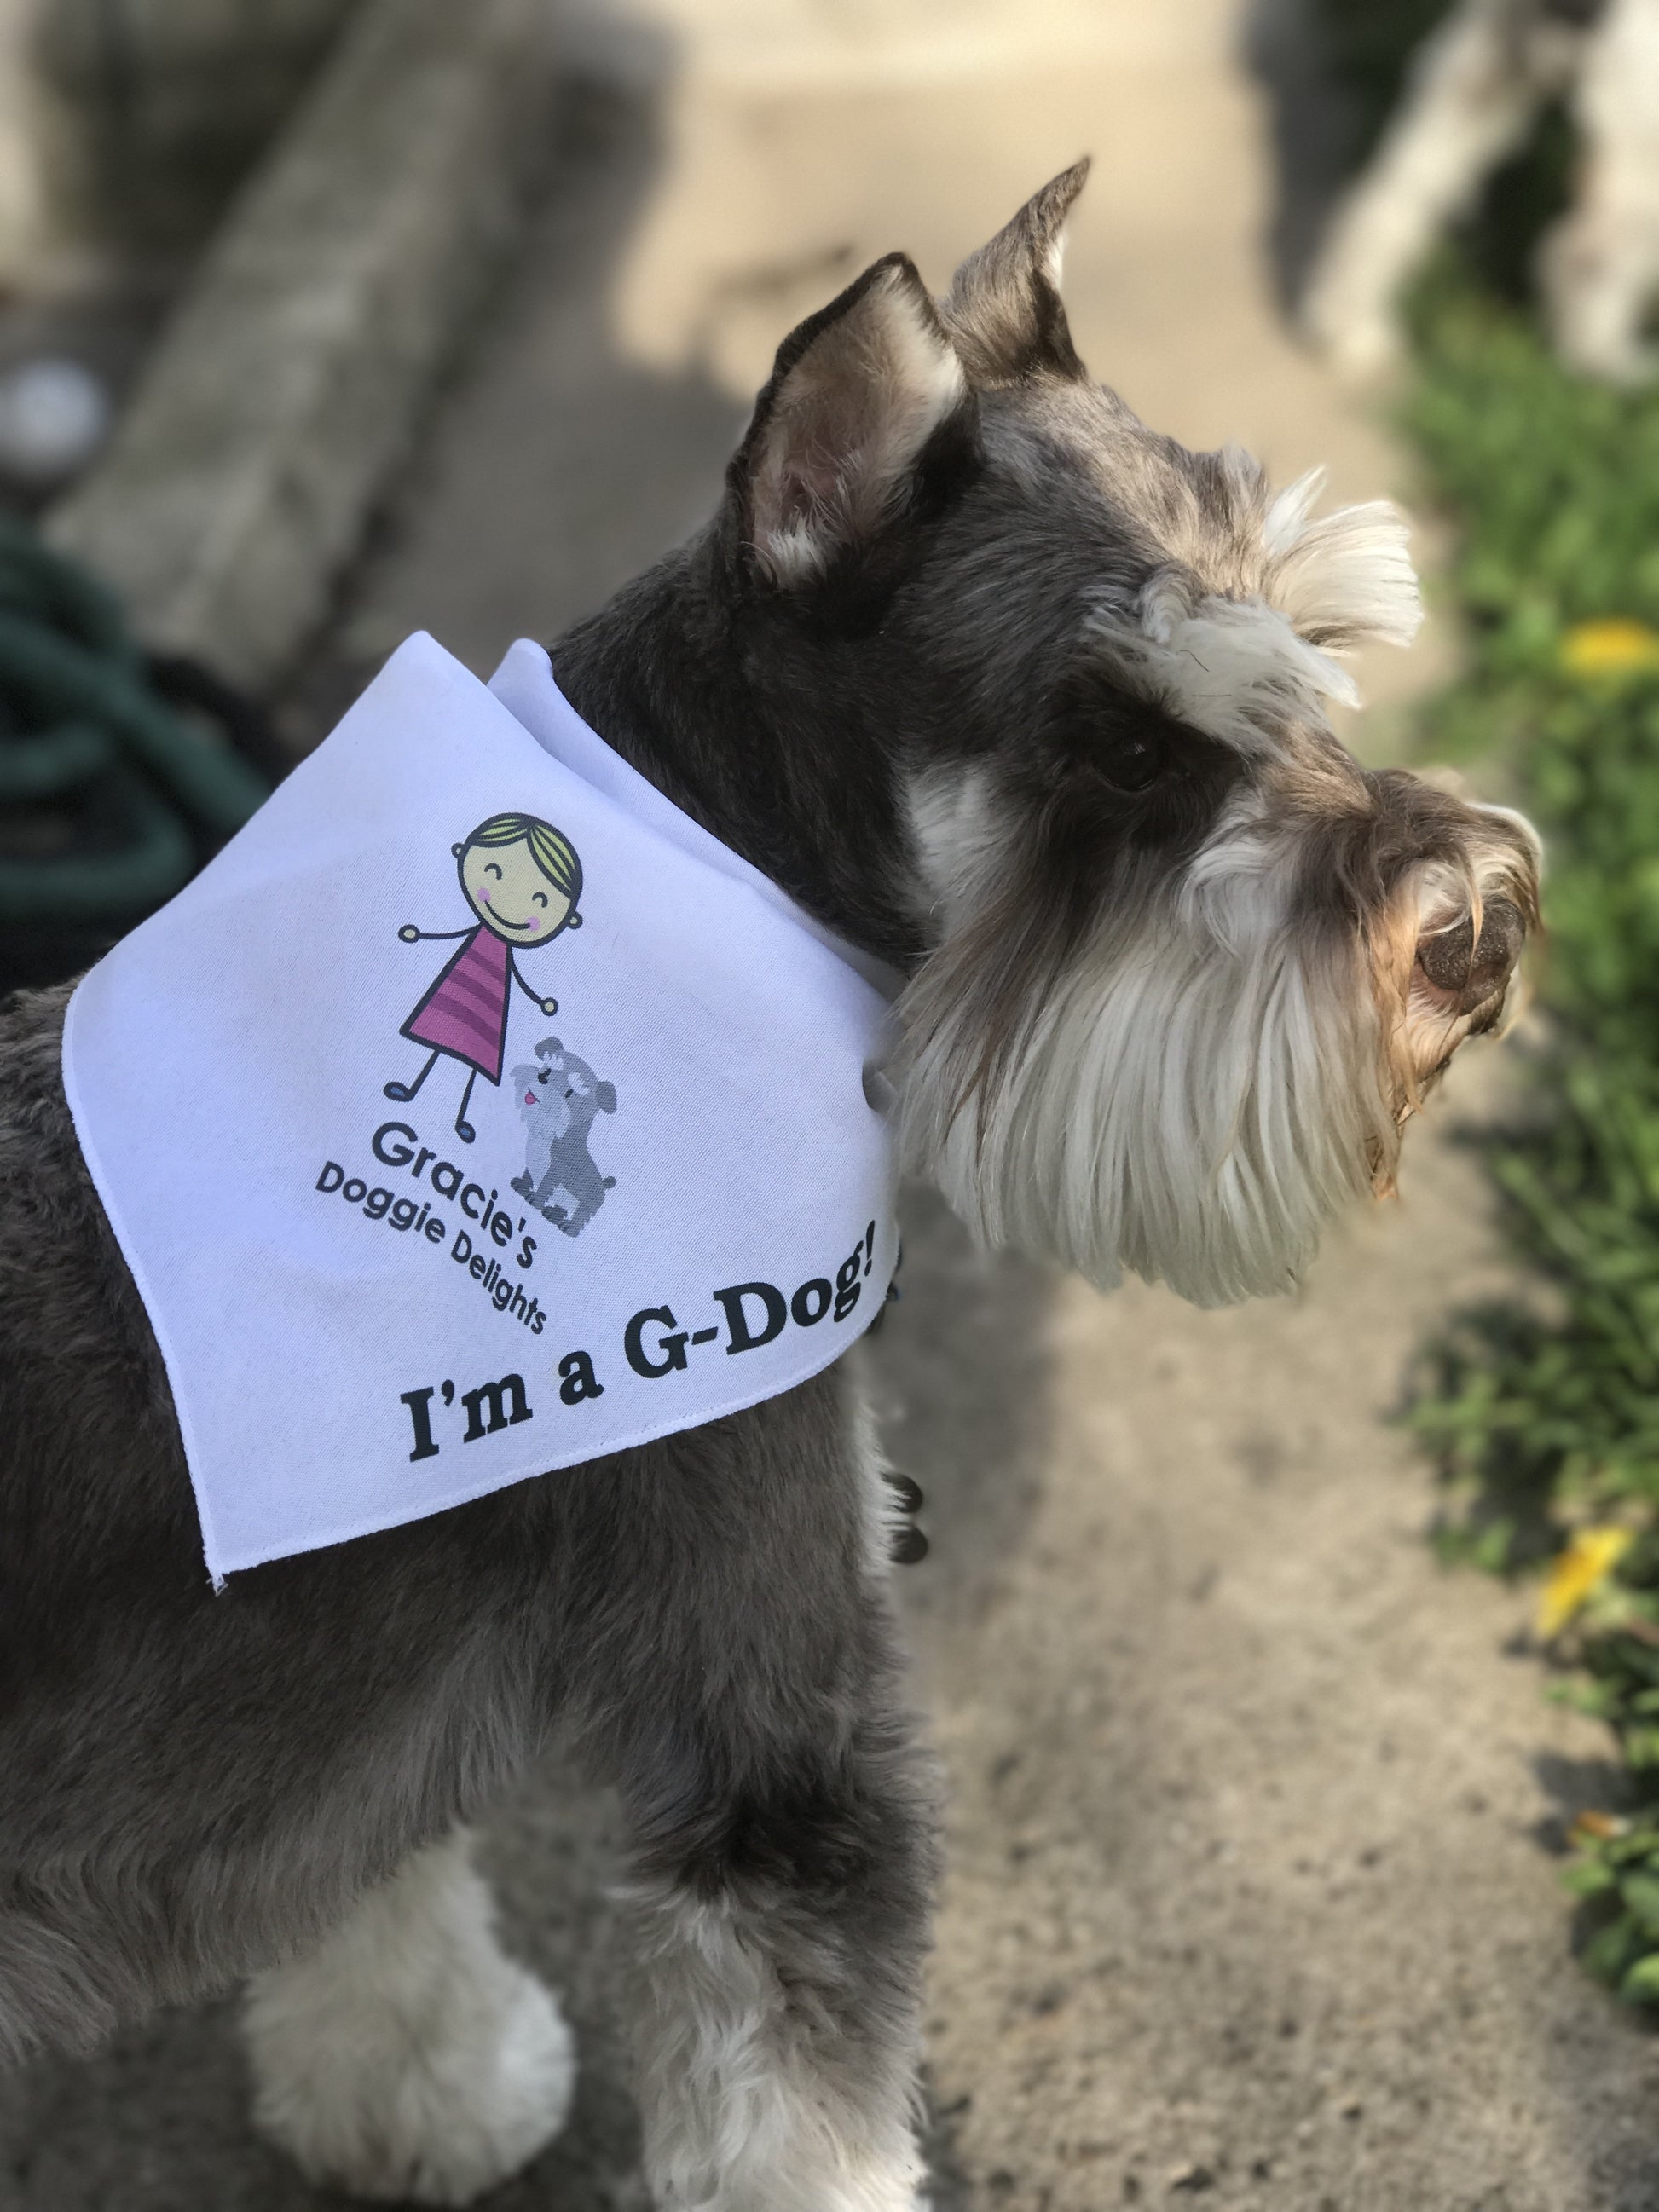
[{"left": 8, "top": 5, "right": 1659, "bottom": 2206}]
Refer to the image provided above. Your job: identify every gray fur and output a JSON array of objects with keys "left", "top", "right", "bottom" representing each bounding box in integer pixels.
[{"left": 0, "top": 165, "right": 1536, "bottom": 2201}]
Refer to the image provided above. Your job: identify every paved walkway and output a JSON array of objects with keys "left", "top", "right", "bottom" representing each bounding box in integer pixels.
[{"left": 8, "top": 4, "right": 1659, "bottom": 2207}]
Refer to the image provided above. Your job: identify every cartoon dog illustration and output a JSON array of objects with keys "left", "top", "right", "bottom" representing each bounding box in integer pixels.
[{"left": 509, "top": 1037, "right": 616, "bottom": 1238}]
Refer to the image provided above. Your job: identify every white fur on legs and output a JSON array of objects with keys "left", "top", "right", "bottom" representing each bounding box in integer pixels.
[
  {"left": 1543, "top": 0, "right": 1659, "bottom": 382},
  {"left": 625, "top": 1874, "right": 924, "bottom": 2212},
  {"left": 244, "top": 1829, "right": 574, "bottom": 2206},
  {"left": 1302, "top": 0, "right": 1546, "bottom": 374}
]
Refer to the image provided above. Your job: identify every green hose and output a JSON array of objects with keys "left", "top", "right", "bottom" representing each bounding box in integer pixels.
[
  {"left": 0, "top": 764, "right": 194, "bottom": 925},
  {"left": 0, "top": 519, "right": 271, "bottom": 939},
  {"left": 0, "top": 721, "right": 113, "bottom": 801}
]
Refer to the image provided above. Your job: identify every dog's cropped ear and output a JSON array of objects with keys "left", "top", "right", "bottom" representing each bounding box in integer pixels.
[
  {"left": 731, "top": 253, "right": 974, "bottom": 591},
  {"left": 942, "top": 159, "right": 1090, "bottom": 387},
  {"left": 596, "top": 1080, "right": 617, "bottom": 1113}
]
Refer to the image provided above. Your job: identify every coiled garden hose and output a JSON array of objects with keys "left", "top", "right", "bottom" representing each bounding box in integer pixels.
[{"left": 0, "top": 519, "right": 275, "bottom": 988}]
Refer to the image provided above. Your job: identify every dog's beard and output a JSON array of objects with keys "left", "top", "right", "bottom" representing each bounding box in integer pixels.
[{"left": 898, "top": 811, "right": 1398, "bottom": 1308}]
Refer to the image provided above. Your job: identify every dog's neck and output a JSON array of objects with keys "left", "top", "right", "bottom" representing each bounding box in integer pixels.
[{"left": 548, "top": 538, "right": 928, "bottom": 974}]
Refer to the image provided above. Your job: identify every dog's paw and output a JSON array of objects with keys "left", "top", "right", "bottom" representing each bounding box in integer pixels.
[
  {"left": 249, "top": 1952, "right": 572, "bottom": 2205},
  {"left": 510, "top": 1174, "right": 533, "bottom": 1199},
  {"left": 245, "top": 1841, "right": 575, "bottom": 2206}
]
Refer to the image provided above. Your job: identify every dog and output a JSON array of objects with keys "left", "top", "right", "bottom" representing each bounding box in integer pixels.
[
  {"left": 509, "top": 1035, "right": 616, "bottom": 1238},
  {"left": 0, "top": 164, "right": 1540, "bottom": 2210},
  {"left": 1302, "top": 0, "right": 1659, "bottom": 382}
]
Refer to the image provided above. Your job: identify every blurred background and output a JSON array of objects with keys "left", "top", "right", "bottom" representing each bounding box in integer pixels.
[{"left": 6, "top": 3, "right": 1659, "bottom": 2208}]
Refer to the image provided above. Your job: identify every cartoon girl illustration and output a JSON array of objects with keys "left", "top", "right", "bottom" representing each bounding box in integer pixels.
[{"left": 385, "top": 811, "right": 583, "bottom": 1142}]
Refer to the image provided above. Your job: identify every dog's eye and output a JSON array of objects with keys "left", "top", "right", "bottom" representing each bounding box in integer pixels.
[{"left": 1097, "top": 732, "right": 1163, "bottom": 794}]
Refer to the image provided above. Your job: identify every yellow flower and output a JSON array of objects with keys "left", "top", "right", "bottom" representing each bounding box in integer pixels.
[
  {"left": 1538, "top": 1524, "right": 1635, "bottom": 1639},
  {"left": 1570, "top": 1810, "right": 1627, "bottom": 1846},
  {"left": 1560, "top": 618, "right": 1659, "bottom": 678}
]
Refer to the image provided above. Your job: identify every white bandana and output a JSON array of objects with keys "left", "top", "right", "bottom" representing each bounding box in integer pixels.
[{"left": 64, "top": 633, "right": 900, "bottom": 1584}]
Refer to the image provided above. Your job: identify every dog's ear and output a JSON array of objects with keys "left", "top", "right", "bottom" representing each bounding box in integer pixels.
[
  {"left": 537, "top": 1035, "right": 561, "bottom": 1058},
  {"left": 731, "top": 252, "right": 974, "bottom": 590},
  {"left": 941, "top": 160, "right": 1090, "bottom": 387},
  {"left": 596, "top": 1081, "right": 617, "bottom": 1113}
]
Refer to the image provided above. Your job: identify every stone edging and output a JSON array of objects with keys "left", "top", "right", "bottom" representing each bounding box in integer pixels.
[{"left": 44, "top": 0, "right": 559, "bottom": 692}]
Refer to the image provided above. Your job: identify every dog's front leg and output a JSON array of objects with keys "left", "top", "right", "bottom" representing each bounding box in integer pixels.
[
  {"left": 242, "top": 1828, "right": 574, "bottom": 2206},
  {"left": 619, "top": 1424, "right": 942, "bottom": 2212},
  {"left": 616, "top": 1608, "right": 935, "bottom": 2210},
  {"left": 593, "top": 1371, "right": 939, "bottom": 2211}
]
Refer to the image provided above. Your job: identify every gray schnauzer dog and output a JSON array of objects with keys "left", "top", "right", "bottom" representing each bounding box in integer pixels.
[
  {"left": 0, "top": 166, "right": 1539, "bottom": 2210},
  {"left": 510, "top": 1036, "right": 617, "bottom": 1238}
]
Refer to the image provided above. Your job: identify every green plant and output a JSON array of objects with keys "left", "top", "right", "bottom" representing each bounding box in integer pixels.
[
  {"left": 1397, "top": 256, "right": 1659, "bottom": 2001},
  {"left": 1311, "top": 0, "right": 1659, "bottom": 2006}
]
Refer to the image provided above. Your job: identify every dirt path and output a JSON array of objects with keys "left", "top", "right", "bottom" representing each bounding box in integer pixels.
[{"left": 7, "top": 5, "right": 1659, "bottom": 2208}]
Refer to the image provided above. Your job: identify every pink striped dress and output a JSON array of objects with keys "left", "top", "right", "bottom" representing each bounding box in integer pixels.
[{"left": 401, "top": 927, "right": 512, "bottom": 1081}]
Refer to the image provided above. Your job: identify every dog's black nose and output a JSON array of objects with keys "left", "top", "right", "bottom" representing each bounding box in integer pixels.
[{"left": 1416, "top": 897, "right": 1525, "bottom": 1014}]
